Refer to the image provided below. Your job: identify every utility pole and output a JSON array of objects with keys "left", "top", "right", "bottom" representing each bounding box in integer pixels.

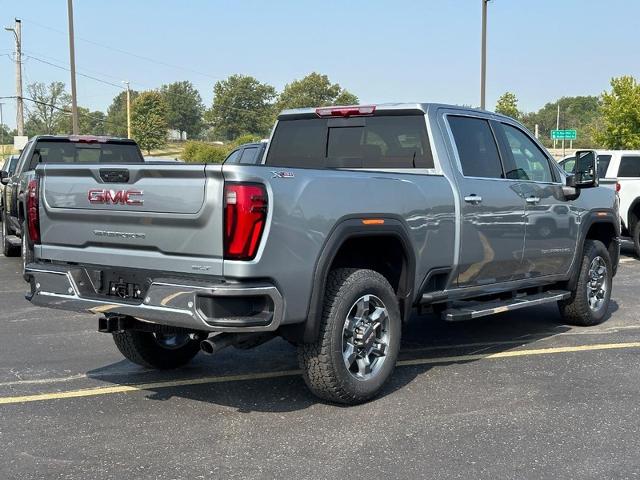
[
  {"left": 554, "top": 103, "right": 560, "bottom": 149},
  {"left": 0, "top": 103, "right": 4, "bottom": 155},
  {"left": 124, "top": 81, "right": 131, "bottom": 138},
  {"left": 5, "top": 18, "right": 23, "bottom": 136},
  {"left": 67, "top": 0, "right": 79, "bottom": 134},
  {"left": 480, "top": 0, "right": 490, "bottom": 109}
]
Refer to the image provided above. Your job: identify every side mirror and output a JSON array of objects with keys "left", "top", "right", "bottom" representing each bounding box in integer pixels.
[
  {"left": 569, "top": 150, "right": 599, "bottom": 189},
  {"left": 0, "top": 170, "right": 8, "bottom": 186}
]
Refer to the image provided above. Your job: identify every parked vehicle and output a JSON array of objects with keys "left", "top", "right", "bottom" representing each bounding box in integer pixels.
[
  {"left": 0, "top": 135, "right": 144, "bottom": 265},
  {"left": 223, "top": 141, "right": 268, "bottom": 165},
  {"left": 24, "top": 104, "right": 619, "bottom": 404},
  {"left": 0, "top": 155, "right": 19, "bottom": 219},
  {"left": 560, "top": 150, "right": 640, "bottom": 255}
]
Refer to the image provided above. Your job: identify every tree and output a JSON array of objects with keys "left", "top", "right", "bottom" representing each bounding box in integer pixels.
[
  {"left": 131, "top": 91, "right": 168, "bottom": 154},
  {"left": 160, "top": 81, "right": 204, "bottom": 140},
  {"left": 205, "top": 74, "right": 276, "bottom": 140},
  {"left": 521, "top": 96, "right": 600, "bottom": 148},
  {"left": 24, "top": 81, "right": 70, "bottom": 135},
  {"left": 105, "top": 89, "right": 139, "bottom": 137},
  {"left": 57, "top": 107, "right": 106, "bottom": 135},
  {"left": 495, "top": 92, "right": 520, "bottom": 119},
  {"left": 594, "top": 76, "right": 640, "bottom": 149},
  {"left": 276, "top": 72, "right": 358, "bottom": 111}
]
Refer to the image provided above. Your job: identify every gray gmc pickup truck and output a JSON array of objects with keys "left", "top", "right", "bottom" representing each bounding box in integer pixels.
[{"left": 24, "top": 104, "right": 620, "bottom": 404}]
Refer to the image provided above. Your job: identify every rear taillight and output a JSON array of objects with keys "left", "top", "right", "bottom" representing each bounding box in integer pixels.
[
  {"left": 224, "top": 183, "right": 267, "bottom": 260},
  {"left": 616, "top": 182, "right": 621, "bottom": 193},
  {"left": 26, "top": 178, "right": 40, "bottom": 244}
]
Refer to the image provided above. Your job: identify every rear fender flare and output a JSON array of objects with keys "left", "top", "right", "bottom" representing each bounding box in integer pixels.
[{"left": 302, "top": 216, "right": 416, "bottom": 343}]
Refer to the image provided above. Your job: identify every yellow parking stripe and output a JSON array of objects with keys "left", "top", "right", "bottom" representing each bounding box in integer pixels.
[{"left": 0, "top": 342, "right": 639, "bottom": 406}]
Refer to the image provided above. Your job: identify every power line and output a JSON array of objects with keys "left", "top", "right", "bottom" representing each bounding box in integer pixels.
[
  {"left": 24, "top": 55, "right": 125, "bottom": 90},
  {"left": 21, "top": 17, "right": 225, "bottom": 81},
  {"left": 22, "top": 48, "right": 147, "bottom": 88}
]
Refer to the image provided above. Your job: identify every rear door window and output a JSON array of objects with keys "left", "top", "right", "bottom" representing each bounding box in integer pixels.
[
  {"left": 224, "top": 149, "right": 241, "bottom": 164},
  {"left": 618, "top": 156, "right": 640, "bottom": 177},
  {"left": 448, "top": 116, "right": 503, "bottom": 179},
  {"left": 266, "top": 115, "right": 433, "bottom": 169},
  {"left": 239, "top": 147, "right": 259, "bottom": 164}
]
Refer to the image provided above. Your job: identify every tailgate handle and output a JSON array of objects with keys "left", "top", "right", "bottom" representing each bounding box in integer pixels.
[{"left": 100, "top": 169, "right": 130, "bottom": 183}]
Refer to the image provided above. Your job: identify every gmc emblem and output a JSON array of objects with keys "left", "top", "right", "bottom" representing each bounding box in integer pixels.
[{"left": 88, "top": 189, "right": 144, "bottom": 206}]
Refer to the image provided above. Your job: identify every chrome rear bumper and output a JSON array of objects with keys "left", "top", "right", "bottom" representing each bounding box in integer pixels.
[{"left": 25, "top": 263, "right": 284, "bottom": 333}]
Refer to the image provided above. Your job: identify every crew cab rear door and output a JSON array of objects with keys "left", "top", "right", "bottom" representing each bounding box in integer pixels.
[{"left": 446, "top": 114, "right": 527, "bottom": 287}]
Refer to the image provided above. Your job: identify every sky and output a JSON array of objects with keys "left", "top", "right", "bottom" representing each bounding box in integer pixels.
[{"left": 0, "top": 0, "right": 639, "bottom": 129}]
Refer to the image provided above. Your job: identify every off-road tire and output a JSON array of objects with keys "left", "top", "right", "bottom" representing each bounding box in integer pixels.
[
  {"left": 1, "top": 210, "right": 19, "bottom": 257},
  {"left": 633, "top": 221, "right": 640, "bottom": 258},
  {"left": 112, "top": 329, "right": 201, "bottom": 369},
  {"left": 298, "top": 268, "right": 401, "bottom": 405},
  {"left": 559, "top": 239, "right": 612, "bottom": 326}
]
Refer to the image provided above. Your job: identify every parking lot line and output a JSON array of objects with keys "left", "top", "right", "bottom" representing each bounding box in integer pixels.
[{"left": 0, "top": 341, "right": 638, "bottom": 406}]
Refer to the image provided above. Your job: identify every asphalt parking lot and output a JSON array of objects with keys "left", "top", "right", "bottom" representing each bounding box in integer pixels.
[{"left": 1, "top": 247, "right": 639, "bottom": 480}]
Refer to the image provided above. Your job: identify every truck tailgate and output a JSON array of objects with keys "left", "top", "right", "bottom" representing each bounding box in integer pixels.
[{"left": 37, "top": 163, "right": 224, "bottom": 275}]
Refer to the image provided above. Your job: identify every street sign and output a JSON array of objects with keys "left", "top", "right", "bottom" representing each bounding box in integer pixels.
[{"left": 551, "top": 129, "right": 577, "bottom": 140}]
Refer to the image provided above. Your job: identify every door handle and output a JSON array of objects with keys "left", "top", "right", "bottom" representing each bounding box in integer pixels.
[
  {"left": 464, "top": 195, "right": 483, "bottom": 205},
  {"left": 526, "top": 196, "right": 541, "bottom": 204}
]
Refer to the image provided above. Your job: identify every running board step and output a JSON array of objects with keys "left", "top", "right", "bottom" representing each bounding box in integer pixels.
[
  {"left": 5, "top": 235, "right": 21, "bottom": 247},
  {"left": 443, "top": 290, "right": 571, "bottom": 322}
]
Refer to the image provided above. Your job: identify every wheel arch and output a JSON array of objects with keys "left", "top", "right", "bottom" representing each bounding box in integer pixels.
[
  {"left": 568, "top": 211, "right": 620, "bottom": 290},
  {"left": 301, "top": 216, "right": 416, "bottom": 343}
]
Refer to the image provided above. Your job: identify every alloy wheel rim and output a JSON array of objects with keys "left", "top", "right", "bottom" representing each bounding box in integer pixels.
[
  {"left": 153, "top": 332, "right": 191, "bottom": 350},
  {"left": 587, "top": 256, "right": 608, "bottom": 312},
  {"left": 342, "top": 294, "right": 390, "bottom": 381}
]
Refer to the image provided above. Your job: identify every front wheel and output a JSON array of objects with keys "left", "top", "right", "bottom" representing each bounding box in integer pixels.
[
  {"left": 112, "top": 329, "right": 201, "bottom": 369},
  {"left": 298, "top": 268, "right": 401, "bottom": 404},
  {"left": 559, "top": 239, "right": 612, "bottom": 326}
]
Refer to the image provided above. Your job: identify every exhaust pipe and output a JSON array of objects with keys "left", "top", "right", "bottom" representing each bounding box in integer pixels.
[{"left": 200, "top": 333, "right": 235, "bottom": 355}]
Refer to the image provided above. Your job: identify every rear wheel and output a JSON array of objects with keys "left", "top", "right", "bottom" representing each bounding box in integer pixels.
[
  {"left": 112, "top": 329, "right": 201, "bottom": 369},
  {"left": 559, "top": 239, "right": 612, "bottom": 326},
  {"left": 1, "top": 210, "right": 19, "bottom": 257},
  {"left": 298, "top": 268, "right": 401, "bottom": 404}
]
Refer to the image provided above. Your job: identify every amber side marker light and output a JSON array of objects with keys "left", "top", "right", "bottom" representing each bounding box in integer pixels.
[{"left": 362, "top": 219, "right": 385, "bottom": 225}]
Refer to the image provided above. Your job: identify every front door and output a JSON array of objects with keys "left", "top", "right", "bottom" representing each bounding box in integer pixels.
[
  {"left": 447, "top": 115, "right": 527, "bottom": 287},
  {"left": 497, "top": 123, "right": 576, "bottom": 277}
]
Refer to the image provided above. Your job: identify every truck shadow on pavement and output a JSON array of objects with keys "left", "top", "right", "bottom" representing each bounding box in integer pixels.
[{"left": 85, "top": 300, "right": 619, "bottom": 412}]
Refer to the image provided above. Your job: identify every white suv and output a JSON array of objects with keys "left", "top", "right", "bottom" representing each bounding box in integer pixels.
[{"left": 560, "top": 150, "right": 640, "bottom": 255}]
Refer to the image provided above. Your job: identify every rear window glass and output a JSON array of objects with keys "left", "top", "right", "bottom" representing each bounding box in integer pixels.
[
  {"left": 265, "top": 115, "right": 433, "bottom": 169},
  {"left": 31, "top": 141, "right": 143, "bottom": 168},
  {"left": 618, "top": 156, "right": 640, "bottom": 177}
]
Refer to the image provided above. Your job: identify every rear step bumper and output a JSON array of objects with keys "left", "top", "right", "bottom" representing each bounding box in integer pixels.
[{"left": 24, "top": 263, "right": 284, "bottom": 333}]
